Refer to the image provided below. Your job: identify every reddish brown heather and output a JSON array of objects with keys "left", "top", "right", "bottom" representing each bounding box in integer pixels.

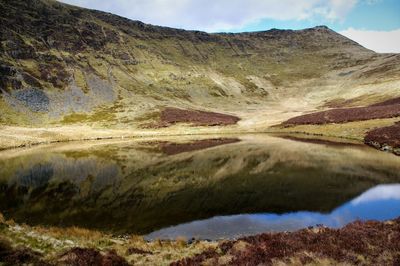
[
  {"left": 370, "top": 97, "right": 400, "bottom": 107},
  {"left": 284, "top": 104, "right": 400, "bottom": 125},
  {"left": 0, "top": 237, "right": 50, "bottom": 266},
  {"left": 58, "top": 248, "right": 129, "bottom": 266},
  {"left": 160, "top": 108, "right": 240, "bottom": 127},
  {"left": 172, "top": 218, "right": 400, "bottom": 266},
  {"left": 365, "top": 122, "right": 400, "bottom": 149}
]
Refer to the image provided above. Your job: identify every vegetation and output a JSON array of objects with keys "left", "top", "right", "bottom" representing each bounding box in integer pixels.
[
  {"left": 2, "top": 212, "right": 400, "bottom": 265},
  {"left": 0, "top": 212, "right": 216, "bottom": 265},
  {"left": 173, "top": 219, "right": 400, "bottom": 265},
  {"left": 0, "top": 0, "right": 399, "bottom": 133},
  {"left": 1, "top": 1, "right": 400, "bottom": 264}
]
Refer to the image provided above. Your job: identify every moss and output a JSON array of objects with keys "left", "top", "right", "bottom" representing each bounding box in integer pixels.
[
  {"left": 0, "top": 98, "right": 33, "bottom": 125},
  {"left": 134, "top": 111, "right": 161, "bottom": 122},
  {"left": 61, "top": 113, "right": 90, "bottom": 124},
  {"left": 209, "top": 85, "right": 229, "bottom": 97},
  {"left": 20, "top": 60, "right": 41, "bottom": 77},
  {"left": 74, "top": 69, "right": 89, "bottom": 93},
  {"left": 61, "top": 103, "right": 122, "bottom": 125}
]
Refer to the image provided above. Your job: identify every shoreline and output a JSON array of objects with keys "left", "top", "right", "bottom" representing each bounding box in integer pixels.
[
  {"left": 0, "top": 124, "right": 369, "bottom": 152},
  {"left": 1, "top": 212, "right": 399, "bottom": 265}
]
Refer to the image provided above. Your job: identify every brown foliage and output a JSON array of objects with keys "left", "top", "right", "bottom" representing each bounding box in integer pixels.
[
  {"left": 0, "top": 238, "right": 49, "bottom": 266},
  {"left": 58, "top": 248, "right": 129, "bottom": 266},
  {"left": 172, "top": 218, "right": 400, "bottom": 266},
  {"left": 364, "top": 122, "right": 400, "bottom": 149},
  {"left": 370, "top": 97, "right": 400, "bottom": 107},
  {"left": 126, "top": 247, "right": 153, "bottom": 256},
  {"left": 146, "top": 108, "right": 240, "bottom": 128},
  {"left": 284, "top": 104, "right": 400, "bottom": 125}
]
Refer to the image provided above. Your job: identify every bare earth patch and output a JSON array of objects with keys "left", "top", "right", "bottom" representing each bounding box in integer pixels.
[
  {"left": 172, "top": 218, "right": 400, "bottom": 266},
  {"left": 145, "top": 108, "right": 240, "bottom": 128}
]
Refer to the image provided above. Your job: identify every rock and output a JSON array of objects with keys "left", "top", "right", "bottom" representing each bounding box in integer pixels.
[
  {"left": 64, "top": 240, "right": 75, "bottom": 246},
  {"left": 13, "top": 88, "right": 50, "bottom": 112}
]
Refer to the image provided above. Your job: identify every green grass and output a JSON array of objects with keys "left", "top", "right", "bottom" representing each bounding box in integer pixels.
[{"left": 61, "top": 103, "right": 122, "bottom": 125}]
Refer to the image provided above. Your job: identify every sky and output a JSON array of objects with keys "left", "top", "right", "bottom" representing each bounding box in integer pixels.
[{"left": 59, "top": 0, "right": 400, "bottom": 53}]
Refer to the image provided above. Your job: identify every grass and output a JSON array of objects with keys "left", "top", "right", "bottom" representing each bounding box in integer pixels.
[
  {"left": 0, "top": 212, "right": 5, "bottom": 224},
  {"left": 19, "top": 59, "right": 41, "bottom": 77},
  {"left": 73, "top": 69, "right": 89, "bottom": 93},
  {"left": 0, "top": 211, "right": 216, "bottom": 265},
  {"left": 134, "top": 110, "right": 161, "bottom": 123},
  {"left": 0, "top": 98, "right": 34, "bottom": 125},
  {"left": 272, "top": 117, "right": 400, "bottom": 141},
  {"left": 61, "top": 113, "right": 90, "bottom": 124},
  {"left": 61, "top": 103, "right": 122, "bottom": 125}
]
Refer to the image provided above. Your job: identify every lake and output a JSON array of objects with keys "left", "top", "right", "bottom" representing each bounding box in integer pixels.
[{"left": 0, "top": 134, "right": 399, "bottom": 240}]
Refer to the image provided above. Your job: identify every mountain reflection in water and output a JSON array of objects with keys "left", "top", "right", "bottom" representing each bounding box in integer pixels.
[
  {"left": 147, "top": 184, "right": 400, "bottom": 240},
  {"left": 0, "top": 135, "right": 399, "bottom": 237}
]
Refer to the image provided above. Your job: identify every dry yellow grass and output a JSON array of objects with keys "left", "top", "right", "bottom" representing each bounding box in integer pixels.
[
  {"left": 35, "top": 226, "right": 103, "bottom": 241},
  {"left": 0, "top": 212, "right": 5, "bottom": 224},
  {"left": 0, "top": 216, "right": 217, "bottom": 266},
  {"left": 0, "top": 124, "right": 250, "bottom": 151},
  {"left": 271, "top": 117, "right": 400, "bottom": 141}
]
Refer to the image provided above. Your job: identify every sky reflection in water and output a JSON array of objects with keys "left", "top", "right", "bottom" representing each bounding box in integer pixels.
[{"left": 147, "top": 184, "right": 400, "bottom": 240}]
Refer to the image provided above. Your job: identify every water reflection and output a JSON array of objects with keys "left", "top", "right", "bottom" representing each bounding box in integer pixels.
[
  {"left": 0, "top": 135, "right": 399, "bottom": 236},
  {"left": 147, "top": 184, "right": 400, "bottom": 240}
]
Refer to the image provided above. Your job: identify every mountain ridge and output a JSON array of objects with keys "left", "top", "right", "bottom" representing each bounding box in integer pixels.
[{"left": 0, "top": 0, "right": 399, "bottom": 135}]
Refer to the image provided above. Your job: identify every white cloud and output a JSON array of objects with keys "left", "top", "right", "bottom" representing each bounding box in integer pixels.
[
  {"left": 340, "top": 28, "right": 400, "bottom": 53},
  {"left": 351, "top": 184, "right": 400, "bottom": 205},
  {"left": 59, "top": 0, "right": 358, "bottom": 32}
]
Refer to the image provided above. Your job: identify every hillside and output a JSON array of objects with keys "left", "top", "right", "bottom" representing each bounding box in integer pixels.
[{"left": 0, "top": 0, "right": 400, "bottom": 147}]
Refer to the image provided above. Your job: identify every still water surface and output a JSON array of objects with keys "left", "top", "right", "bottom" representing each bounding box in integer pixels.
[{"left": 0, "top": 135, "right": 399, "bottom": 240}]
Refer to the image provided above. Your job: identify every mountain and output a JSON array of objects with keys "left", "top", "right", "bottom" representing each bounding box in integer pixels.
[{"left": 0, "top": 0, "right": 399, "bottom": 132}]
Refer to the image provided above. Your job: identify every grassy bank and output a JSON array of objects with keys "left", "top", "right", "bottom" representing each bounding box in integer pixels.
[
  {"left": 2, "top": 212, "right": 400, "bottom": 265},
  {"left": 271, "top": 117, "right": 400, "bottom": 141},
  {"left": 0, "top": 125, "right": 252, "bottom": 151},
  {"left": 0, "top": 212, "right": 216, "bottom": 266}
]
